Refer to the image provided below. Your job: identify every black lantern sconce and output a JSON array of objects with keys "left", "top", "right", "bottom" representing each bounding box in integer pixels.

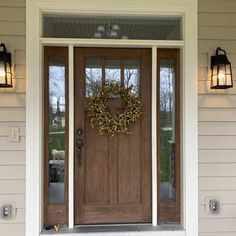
[
  {"left": 0, "top": 43, "right": 13, "bottom": 88},
  {"left": 211, "top": 47, "right": 233, "bottom": 89}
]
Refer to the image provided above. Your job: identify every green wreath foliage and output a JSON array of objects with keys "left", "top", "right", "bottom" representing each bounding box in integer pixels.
[{"left": 88, "top": 83, "right": 142, "bottom": 135}]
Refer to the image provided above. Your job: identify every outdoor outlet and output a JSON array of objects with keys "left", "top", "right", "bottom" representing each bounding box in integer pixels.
[
  {"left": 205, "top": 197, "right": 220, "bottom": 214},
  {"left": 0, "top": 203, "right": 15, "bottom": 219}
]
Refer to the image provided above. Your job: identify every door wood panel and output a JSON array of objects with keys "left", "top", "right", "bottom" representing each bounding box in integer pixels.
[{"left": 74, "top": 48, "right": 151, "bottom": 224}]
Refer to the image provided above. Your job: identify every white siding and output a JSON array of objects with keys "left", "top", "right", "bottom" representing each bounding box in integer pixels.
[
  {"left": 199, "top": 0, "right": 236, "bottom": 235},
  {"left": 0, "top": 0, "right": 26, "bottom": 235}
]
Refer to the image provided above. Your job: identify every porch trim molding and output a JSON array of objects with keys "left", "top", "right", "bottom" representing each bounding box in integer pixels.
[{"left": 26, "top": 0, "right": 198, "bottom": 236}]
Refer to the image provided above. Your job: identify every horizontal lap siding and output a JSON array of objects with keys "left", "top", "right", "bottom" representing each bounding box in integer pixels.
[
  {"left": 199, "top": 0, "right": 236, "bottom": 234},
  {"left": 0, "top": 2, "right": 26, "bottom": 236}
]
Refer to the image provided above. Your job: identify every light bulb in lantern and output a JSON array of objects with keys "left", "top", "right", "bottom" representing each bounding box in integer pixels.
[{"left": 218, "top": 70, "right": 225, "bottom": 80}]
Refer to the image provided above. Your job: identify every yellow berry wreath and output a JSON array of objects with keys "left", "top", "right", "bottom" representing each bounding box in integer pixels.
[{"left": 88, "top": 83, "right": 142, "bottom": 135}]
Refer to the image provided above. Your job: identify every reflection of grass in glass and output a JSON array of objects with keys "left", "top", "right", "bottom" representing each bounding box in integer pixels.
[
  {"left": 49, "top": 125, "right": 65, "bottom": 160},
  {"left": 160, "top": 130, "right": 171, "bottom": 182}
]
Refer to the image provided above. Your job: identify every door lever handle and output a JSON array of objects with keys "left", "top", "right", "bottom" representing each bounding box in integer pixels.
[{"left": 76, "top": 138, "right": 83, "bottom": 166}]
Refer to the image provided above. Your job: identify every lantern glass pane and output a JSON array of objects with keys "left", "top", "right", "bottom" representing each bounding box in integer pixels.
[
  {"left": 218, "top": 64, "right": 226, "bottom": 86},
  {"left": 6, "top": 61, "right": 12, "bottom": 85},
  {"left": 211, "top": 65, "right": 218, "bottom": 87},
  {"left": 0, "top": 61, "right": 5, "bottom": 78},
  {"left": 225, "top": 64, "right": 232, "bottom": 86},
  {"left": 226, "top": 64, "right": 231, "bottom": 75}
]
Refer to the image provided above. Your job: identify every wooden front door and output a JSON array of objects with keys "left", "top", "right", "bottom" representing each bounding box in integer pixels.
[{"left": 74, "top": 48, "right": 151, "bottom": 224}]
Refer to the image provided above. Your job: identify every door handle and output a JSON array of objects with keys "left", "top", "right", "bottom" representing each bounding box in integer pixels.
[{"left": 76, "top": 138, "right": 84, "bottom": 166}]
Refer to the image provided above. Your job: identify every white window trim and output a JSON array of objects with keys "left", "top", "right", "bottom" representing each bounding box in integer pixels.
[{"left": 26, "top": 1, "right": 198, "bottom": 236}]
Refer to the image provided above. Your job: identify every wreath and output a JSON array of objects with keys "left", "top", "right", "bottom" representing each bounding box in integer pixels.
[{"left": 88, "top": 83, "right": 142, "bottom": 135}]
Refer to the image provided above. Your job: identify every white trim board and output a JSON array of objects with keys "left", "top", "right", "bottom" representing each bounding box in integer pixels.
[{"left": 26, "top": 1, "right": 198, "bottom": 236}]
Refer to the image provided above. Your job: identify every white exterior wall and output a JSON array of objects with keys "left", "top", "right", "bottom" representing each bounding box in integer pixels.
[
  {"left": 0, "top": 0, "right": 26, "bottom": 236},
  {"left": 199, "top": 0, "right": 236, "bottom": 235}
]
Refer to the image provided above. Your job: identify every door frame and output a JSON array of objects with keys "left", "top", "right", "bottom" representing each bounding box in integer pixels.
[{"left": 26, "top": 1, "right": 198, "bottom": 236}]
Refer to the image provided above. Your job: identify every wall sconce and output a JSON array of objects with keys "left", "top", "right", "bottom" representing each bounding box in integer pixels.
[
  {"left": 0, "top": 43, "right": 13, "bottom": 88},
  {"left": 211, "top": 47, "right": 233, "bottom": 89}
]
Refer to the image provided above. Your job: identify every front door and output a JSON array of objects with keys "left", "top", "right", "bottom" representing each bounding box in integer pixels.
[{"left": 74, "top": 48, "right": 151, "bottom": 224}]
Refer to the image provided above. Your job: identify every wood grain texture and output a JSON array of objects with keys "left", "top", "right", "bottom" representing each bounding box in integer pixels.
[{"left": 74, "top": 47, "right": 151, "bottom": 224}]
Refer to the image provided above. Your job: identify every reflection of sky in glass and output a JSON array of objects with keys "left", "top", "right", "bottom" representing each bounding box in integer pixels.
[
  {"left": 105, "top": 60, "right": 121, "bottom": 83},
  {"left": 124, "top": 60, "right": 140, "bottom": 96},
  {"left": 49, "top": 66, "right": 65, "bottom": 113},
  {"left": 86, "top": 59, "right": 102, "bottom": 97}
]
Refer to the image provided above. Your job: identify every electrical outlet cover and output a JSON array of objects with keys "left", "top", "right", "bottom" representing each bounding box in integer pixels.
[{"left": 205, "top": 197, "right": 220, "bottom": 214}]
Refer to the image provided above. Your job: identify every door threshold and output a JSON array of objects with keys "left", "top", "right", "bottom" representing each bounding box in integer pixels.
[{"left": 42, "top": 223, "right": 184, "bottom": 235}]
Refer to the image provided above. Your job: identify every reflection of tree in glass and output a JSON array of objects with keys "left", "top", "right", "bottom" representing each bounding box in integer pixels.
[
  {"left": 124, "top": 68, "right": 139, "bottom": 96},
  {"left": 49, "top": 66, "right": 65, "bottom": 116},
  {"left": 160, "top": 67, "right": 174, "bottom": 113},
  {"left": 49, "top": 66, "right": 65, "bottom": 97},
  {"left": 86, "top": 67, "right": 102, "bottom": 97},
  {"left": 160, "top": 66, "right": 175, "bottom": 185},
  {"left": 105, "top": 67, "right": 120, "bottom": 82}
]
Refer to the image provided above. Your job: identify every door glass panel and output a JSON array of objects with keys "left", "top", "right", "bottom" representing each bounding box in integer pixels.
[
  {"left": 159, "top": 59, "right": 176, "bottom": 201},
  {"left": 124, "top": 60, "right": 140, "bottom": 97},
  {"left": 48, "top": 57, "right": 66, "bottom": 203},
  {"left": 105, "top": 59, "right": 121, "bottom": 83},
  {"left": 86, "top": 58, "right": 102, "bottom": 97},
  {"left": 105, "top": 59, "right": 121, "bottom": 98}
]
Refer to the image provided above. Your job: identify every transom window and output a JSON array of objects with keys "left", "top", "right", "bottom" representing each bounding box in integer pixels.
[{"left": 43, "top": 14, "right": 182, "bottom": 40}]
